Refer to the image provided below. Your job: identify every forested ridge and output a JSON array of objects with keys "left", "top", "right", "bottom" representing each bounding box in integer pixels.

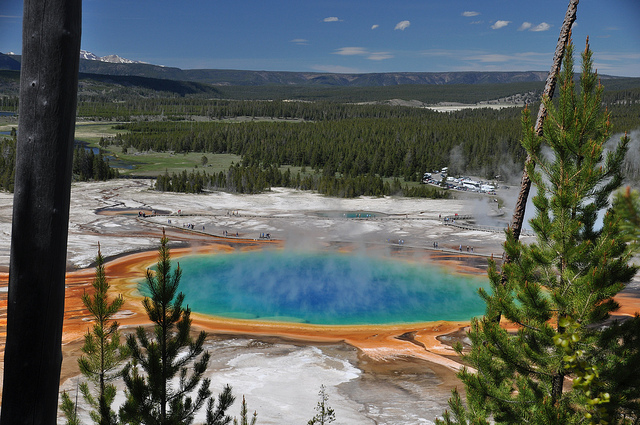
[
  {"left": 2, "top": 74, "right": 640, "bottom": 197},
  {"left": 2, "top": 67, "right": 640, "bottom": 105}
]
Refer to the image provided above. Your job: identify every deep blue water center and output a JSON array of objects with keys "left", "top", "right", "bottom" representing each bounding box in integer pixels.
[{"left": 158, "top": 250, "right": 489, "bottom": 325}]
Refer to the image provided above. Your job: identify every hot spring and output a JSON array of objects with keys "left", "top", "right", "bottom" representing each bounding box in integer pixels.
[{"left": 147, "top": 249, "right": 489, "bottom": 325}]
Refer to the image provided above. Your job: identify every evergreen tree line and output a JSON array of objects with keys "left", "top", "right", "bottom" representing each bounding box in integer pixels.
[
  {"left": 72, "top": 84, "right": 640, "bottom": 128},
  {"left": 112, "top": 100, "right": 639, "bottom": 183},
  {"left": 0, "top": 136, "right": 119, "bottom": 192},
  {"left": 81, "top": 98, "right": 447, "bottom": 122},
  {"left": 73, "top": 145, "right": 120, "bottom": 182},
  {"left": 115, "top": 108, "right": 527, "bottom": 182},
  {"left": 0, "top": 95, "right": 19, "bottom": 111},
  {"left": 0, "top": 129, "right": 16, "bottom": 192},
  {"left": 154, "top": 165, "right": 449, "bottom": 199}
]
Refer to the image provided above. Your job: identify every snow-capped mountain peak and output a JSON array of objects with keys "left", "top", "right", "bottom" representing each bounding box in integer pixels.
[
  {"left": 80, "top": 50, "right": 100, "bottom": 61},
  {"left": 80, "top": 50, "right": 146, "bottom": 64},
  {"left": 100, "top": 54, "right": 138, "bottom": 64}
]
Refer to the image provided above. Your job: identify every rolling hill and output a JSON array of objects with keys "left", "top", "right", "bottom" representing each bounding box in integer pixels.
[
  {"left": 1, "top": 51, "right": 557, "bottom": 87},
  {"left": 2, "top": 51, "right": 639, "bottom": 105}
]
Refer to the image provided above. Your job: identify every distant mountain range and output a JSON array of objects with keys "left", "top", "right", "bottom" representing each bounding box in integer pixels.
[
  {"left": 79, "top": 49, "right": 147, "bottom": 64},
  {"left": 69, "top": 51, "right": 557, "bottom": 86},
  {"left": 0, "top": 52, "right": 20, "bottom": 71},
  {"left": 0, "top": 50, "right": 627, "bottom": 88}
]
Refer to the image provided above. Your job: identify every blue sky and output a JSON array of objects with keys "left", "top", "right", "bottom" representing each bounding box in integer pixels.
[{"left": 1, "top": 1, "right": 639, "bottom": 76}]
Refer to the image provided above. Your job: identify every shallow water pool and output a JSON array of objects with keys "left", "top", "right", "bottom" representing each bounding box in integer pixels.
[{"left": 152, "top": 250, "right": 489, "bottom": 325}]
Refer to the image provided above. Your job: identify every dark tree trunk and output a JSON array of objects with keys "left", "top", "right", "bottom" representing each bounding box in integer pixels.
[
  {"left": 498, "top": 0, "right": 579, "bottom": 301},
  {"left": 505, "top": 0, "right": 579, "bottom": 243},
  {"left": 0, "top": 0, "right": 81, "bottom": 423}
]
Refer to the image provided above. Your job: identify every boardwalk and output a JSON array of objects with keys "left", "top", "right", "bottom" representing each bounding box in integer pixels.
[
  {"left": 442, "top": 214, "right": 534, "bottom": 236},
  {"left": 139, "top": 211, "right": 513, "bottom": 259}
]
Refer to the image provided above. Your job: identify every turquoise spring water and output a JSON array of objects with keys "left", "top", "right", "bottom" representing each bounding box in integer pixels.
[{"left": 148, "top": 250, "right": 489, "bottom": 325}]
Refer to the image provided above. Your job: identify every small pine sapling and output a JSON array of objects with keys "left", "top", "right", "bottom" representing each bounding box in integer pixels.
[
  {"left": 61, "top": 244, "right": 129, "bottom": 425},
  {"left": 120, "top": 230, "right": 234, "bottom": 425},
  {"left": 308, "top": 385, "right": 335, "bottom": 425}
]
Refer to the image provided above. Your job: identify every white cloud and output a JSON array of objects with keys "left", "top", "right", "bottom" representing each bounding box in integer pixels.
[
  {"left": 368, "top": 52, "right": 393, "bottom": 61},
  {"left": 491, "top": 20, "right": 511, "bottom": 30},
  {"left": 518, "top": 21, "right": 551, "bottom": 32},
  {"left": 464, "top": 51, "right": 551, "bottom": 67},
  {"left": 592, "top": 59, "right": 640, "bottom": 77},
  {"left": 291, "top": 39, "right": 309, "bottom": 45},
  {"left": 531, "top": 22, "right": 551, "bottom": 32},
  {"left": 462, "top": 11, "right": 479, "bottom": 17},
  {"left": 595, "top": 52, "right": 640, "bottom": 61},
  {"left": 421, "top": 49, "right": 458, "bottom": 58},
  {"left": 418, "top": 48, "right": 561, "bottom": 72},
  {"left": 518, "top": 22, "right": 532, "bottom": 31},
  {"left": 331, "top": 47, "right": 393, "bottom": 61},
  {"left": 312, "top": 64, "right": 360, "bottom": 74},
  {"left": 394, "top": 20, "right": 410, "bottom": 31},
  {"left": 468, "top": 53, "right": 511, "bottom": 63},
  {"left": 371, "top": 24, "right": 379, "bottom": 30},
  {"left": 323, "top": 16, "right": 340, "bottom": 22},
  {"left": 333, "top": 47, "right": 368, "bottom": 56}
]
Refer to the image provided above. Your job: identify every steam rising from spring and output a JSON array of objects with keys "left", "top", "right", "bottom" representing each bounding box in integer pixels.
[{"left": 617, "top": 130, "right": 640, "bottom": 183}]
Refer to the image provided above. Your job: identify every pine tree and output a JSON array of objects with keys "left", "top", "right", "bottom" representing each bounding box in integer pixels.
[
  {"left": 614, "top": 187, "right": 640, "bottom": 251},
  {"left": 437, "top": 39, "right": 637, "bottom": 424},
  {"left": 602, "top": 187, "right": 640, "bottom": 422},
  {"left": 61, "top": 244, "right": 129, "bottom": 425},
  {"left": 119, "top": 230, "right": 234, "bottom": 425},
  {"left": 205, "top": 386, "right": 235, "bottom": 425},
  {"left": 233, "top": 396, "right": 257, "bottom": 425},
  {"left": 61, "top": 386, "right": 81, "bottom": 425},
  {"left": 307, "top": 385, "right": 335, "bottom": 425}
]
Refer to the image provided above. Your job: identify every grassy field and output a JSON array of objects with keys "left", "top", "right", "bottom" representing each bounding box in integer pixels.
[
  {"left": 73, "top": 121, "right": 244, "bottom": 176},
  {"left": 74, "top": 121, "right": 127, "bottom": 143},
  {"left": 113, "top": 149, "right": 242, "bottom": 176},
  {"left": 0, "top": 117, "right": 18, "bottom": 131}
]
